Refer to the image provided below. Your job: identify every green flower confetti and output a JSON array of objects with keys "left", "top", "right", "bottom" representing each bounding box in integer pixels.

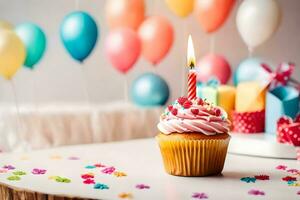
[
  {"left": 54, "top": 176, "right": 71, "bottom": 183},
  {"left": 7, "top": 176, "right": 21, "bottom": 181},
  {"left": 12, "top": 171, "right": 26, "bottom": 176}
]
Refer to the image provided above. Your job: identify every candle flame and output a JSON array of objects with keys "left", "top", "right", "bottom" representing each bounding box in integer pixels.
[{"left": 187, "top": 35, "right": 196, "bottom": 68}]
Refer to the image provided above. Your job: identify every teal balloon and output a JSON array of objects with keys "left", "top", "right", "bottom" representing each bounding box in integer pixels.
[
  {"left": 15, "top": 23, "right": 46, "bottom": 69},
  {"left": 234, "top": 57, "right": 270, "bottom": 86},
  {"left": 60, "top": 11, "right": 98, "bottom": 62},
  {"left": 131, "top": 73, "right": 169, "bottom": 106}
]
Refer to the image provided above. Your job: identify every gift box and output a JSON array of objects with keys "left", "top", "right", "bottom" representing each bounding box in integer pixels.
[
  {"left": 232, "top": 110, "right": 265, "bottom": 133},
  {"left": 235, "top": 81, "right": 267, "bottom": 112},
  {"left": 266, "top": 86, "right": 299, "bottom": 134},
  {"left": 277, "top": 115, "right": 300, "bottom": 160}
]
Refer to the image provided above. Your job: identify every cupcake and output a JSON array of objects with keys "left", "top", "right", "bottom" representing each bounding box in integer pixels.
[{"left": 156, "top": 96, "right": 231, "bottom": 177}]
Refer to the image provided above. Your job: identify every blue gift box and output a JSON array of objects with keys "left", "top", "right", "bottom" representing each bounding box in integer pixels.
[{"left": 266, "top": 86, "right": 299, "bottom": 134}]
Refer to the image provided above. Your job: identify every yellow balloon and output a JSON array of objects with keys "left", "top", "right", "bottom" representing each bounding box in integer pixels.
[
  {"left": 165, "top": 0, "right": 194, "bottom": 17},
  {"left": 0, "top": 21, "right": 13, "bottom": 30},
  {"left": 0, "top": 30, "right": 26, "bottom": 80}
]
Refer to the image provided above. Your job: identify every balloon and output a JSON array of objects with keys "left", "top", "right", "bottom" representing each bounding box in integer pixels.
[
  {"left": 236, "top": 0, "right": 281, "bottom": 49},
  {"left": 138, "top": 16, "right": 174, "bottom": 65},
  {"left": 60, "top": 11, "right": 98, "bottom": 62},
  {"left": 196, "top": 54, "right": 231, "bottom": 84},
  {"left": 194, "top": 0, "right": 236, "bottom": 33},
  {"left": 15, "top": 23, "right": 46, "bottom": 69},
  {"left": 233, "top": 57, "right": 270, "bottom": 86},
  {"left": 0, "top": 30, "right": 26, "bottom": 80},
  {"left": 105, "top": 28, "right": 141, "bottom": 74},
  {"left": 0, "top": 21, "right": 13, "bottom": 30},
  {"left": 131, "top": 72, "right": 169, "bottom": 106},
  {"left": 105, "top": 0, "right": 145, "bottom": 30},
  {"left": 164, "top": 0, "right": 194, "bottom": 18}
]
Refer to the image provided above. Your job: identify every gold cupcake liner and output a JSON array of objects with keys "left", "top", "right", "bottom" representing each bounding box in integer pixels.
[{"left": 156, "top": 136, "right": 230, "bottom": 177}]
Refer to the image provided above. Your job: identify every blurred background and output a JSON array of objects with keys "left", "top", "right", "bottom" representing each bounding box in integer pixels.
[{"left": 0, "top": 0, "right": 299, "bottom": 104}]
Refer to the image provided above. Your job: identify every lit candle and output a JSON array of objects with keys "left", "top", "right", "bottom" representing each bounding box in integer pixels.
[{"left": 187, "top": 35, "right": 197, "bottom": 100}]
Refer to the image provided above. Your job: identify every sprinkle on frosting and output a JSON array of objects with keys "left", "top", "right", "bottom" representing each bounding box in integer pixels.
[{"left": 157, "top": 97, "right": 230, "bottom": 135}]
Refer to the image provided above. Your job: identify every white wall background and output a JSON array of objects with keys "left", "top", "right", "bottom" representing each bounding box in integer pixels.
[{"left": 0, "top": 0, "right": 299, "bottom": 104}]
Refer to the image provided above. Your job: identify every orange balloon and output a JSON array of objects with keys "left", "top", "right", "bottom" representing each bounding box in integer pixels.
[
  {"left": 138, "top": 16, "right": 174, "bottom": 65},
  {"left": 105, "top": 0, "right": 145, "bottom": 30},
  {"left": 194, "top": 0, "right": 236, "bottom": 33}
]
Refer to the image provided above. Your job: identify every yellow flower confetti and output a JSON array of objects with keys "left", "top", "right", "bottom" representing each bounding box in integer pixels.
[
  {"left": 118, "top": 192, "right": 133, "bottom": 199},
  {"left": 114, "top": 171, "right": 127, "bottom": 177},
  {"left": 50, "top": 155, "right": 62, "bottom": 160}
]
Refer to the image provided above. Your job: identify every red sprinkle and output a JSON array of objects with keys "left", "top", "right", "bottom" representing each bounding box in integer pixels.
[
  {"left": 177, "top": 97, "right": 188, "bottom": 105},
  {"left": 171, "top": 108, "right": 178, "bottom": 116},
  {"left": 83, "top": 178, "right": 95, "bottom": 184},
  {"left": 254, "top": 175, "right": 270, "bottom": 180},
  {"left": 191, "top": 109, "right": 199, "bottom": 115},
  {"left": 282, "top": 176, "right": 297, "bottom": 182},
  {"left": 183, "top": 100, "right": 192, "bottom": 109},
  {"left": 197, "top": 98, "right": 204, "bottom": 105},
  {"left": 215, "top": 108, "right": 221, "bottom": 116},
  {"left": 167, "top": 105, "right": 173, "bottom": 111},
  {"left": 81, "top": 174, "right": 94, "bottom": 179}
]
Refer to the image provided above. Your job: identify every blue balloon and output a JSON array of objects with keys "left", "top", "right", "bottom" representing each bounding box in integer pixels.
[
  {"left": 233, "top": 57, "right": 270, "bottom": 86},
  {"left": 131, "top": 73, "right": 170, "bottom": 106},
  {"left": 60, "top": 11, "right": 98, "bottom": 62}
]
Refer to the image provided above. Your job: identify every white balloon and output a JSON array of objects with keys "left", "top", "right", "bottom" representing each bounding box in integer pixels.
[{"left": 236, "top": 0, "right": 281, "bottom": 49}]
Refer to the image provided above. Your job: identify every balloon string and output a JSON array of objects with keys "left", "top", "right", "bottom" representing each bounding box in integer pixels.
[
  {"left": 248, "top": 46, "right": 253, "bottom": 58},
  {"left": 80, "top": 65, "right": 91, "bottom": 106},
  {"left": 10, "top": 80, "right": 22, "bottom": 139},
  {"left": 75, "top": 0, "right": 80, "bottom": 10},
  {"left": 124, "top": 75, "right": 129, "bottom": 102},
  {"left": 152, "top": 0, "right": 157, "bottom": 14},
  {"left": 210, "top": 34, "right": 215, "bottom": 53}
]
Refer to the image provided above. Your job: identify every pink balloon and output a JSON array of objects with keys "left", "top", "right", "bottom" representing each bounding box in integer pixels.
[
  {"left": 196, "top": 54, "right": 231, "bottom": 84},
  {"left": 105, "top": 28, "right": 141, "bottom": 74},
  {"left": 105, "top": 0, "right": 145, "bottom": 30},
  {"left": 138, "top": 15, "right": 174, "bottom": 65}
]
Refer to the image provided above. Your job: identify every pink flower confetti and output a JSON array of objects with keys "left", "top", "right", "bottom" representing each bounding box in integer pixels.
[
  {"left": 282, "top": 176, "right": 297, "bottom": 182},
  {"left": 297, "top": 191, "right": 300, "bottom": 195},
  {"left": 81, "top": 174, "right": 94, "bottom": 179},
  {"left": 68, "top": 156, "right": 80, "bottom": 160},
  {"left": 94, "top": 163, "right": 106, "bottom": 168},
  {"left": 32, "top": 168, "right": 47, "bottom": 175},
  {"left": 276, "top": 165, "right": 287, "bottom": 170},
  {"left": 254, "top": 175, "right": 270, "bottom": 180},
  {"left": 3, "top": 165, "right": 15, "bottom": 170},
  {"left": 102, "top": 167, "right": 115, "bottom": 174},
  {"left": 0, "top": 169, "right": 7, "bottom": 173},
  {"left": 248, "top": 189, "right": 265, "bottom": 196},
  {"left": 136, "top": 184, "right": 150, "bottom": 189},
  {"left": 287, "top": 169, "right": 299, "bottom": 174},
  {"left": 192, "top": 192, "right": 208, "bottom": 199},
  {"left": 83, "top": 178, "right": 95, "bottom": 184}
]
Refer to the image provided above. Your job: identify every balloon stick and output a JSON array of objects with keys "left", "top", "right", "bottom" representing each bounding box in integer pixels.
[
  {"left": 209, "top": 34, "right": 215, "bottom": 53},
  {"left": 80, "top": 66, "right": 91, "bottom": 106},
  {"left": 248, "top": 46, "right": 253, "bottom": 58},
  {"left": 75, "top": 0, "right": 80, "bottom": 10},
  {"left": 124, "top": 75, "right": 129, "bottom": 102},
  {"left": 9, "top": 80, "right": 22, "bottom": 138}
]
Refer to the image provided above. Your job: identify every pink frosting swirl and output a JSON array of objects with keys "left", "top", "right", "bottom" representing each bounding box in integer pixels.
[{"left": 157, "top": 97, "right": 230, "bottom": 135}]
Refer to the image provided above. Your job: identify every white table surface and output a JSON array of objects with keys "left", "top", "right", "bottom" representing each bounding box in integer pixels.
[{"left": 0, "top": 138, "right": 299, "bottom": 200}]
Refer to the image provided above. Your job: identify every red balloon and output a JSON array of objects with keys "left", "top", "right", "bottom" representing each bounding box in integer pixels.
[
  {"left": 196, "top": 54, "right": 231, "bottom": 84},
  {"left": 105, "top": 28, "right": 141, "bottom": 74},
  {"left": 138, "top": 15, "right": 174, "bottom": 65},
  {"left": 194, "top": 0, "right": 236, "bottom": 33}
]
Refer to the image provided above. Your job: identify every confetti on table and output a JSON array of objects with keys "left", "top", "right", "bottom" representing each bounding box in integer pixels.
[
  {"left": 287, "top": 169, "right": 299, "bottom": 174},
  {"left": 85, "top": 165, "right": 96, "bottom": 169},
  {"left": 50, "top": 155, "right": 62, "bottom": 160},
  {"left": 50, "top": 176, "right": 71, "bottom": 183},
  {"left": 136, "top": 184, "right": 150, "bottom": 189},
  {"left": 94, "top": 163, "right": 106, "bottom": 168},
  {"left": 282, "top": 176, "right": 297, "bottom": 182},
  {"left": 68, "top": 156, "right": 80, "bottom": 160},
  {"left": 114, "top": 171, "right": 127, "bottom": 177},
  {"left": 83, "top": 178, "right": 95, "bottom": 184},
  {"left": 32, "top": 168, "right": 47, "bottom": 175},
  {"left": 287, "top": 181, "right": 300, "bottom": 187},
  {"left": 240, "top": 177, "right": 256, "bottom": 183},
  {"left": 276, "top": 165, "right": 287, "bottom": 170},
  {"left": 102, "top": 167, "right": 115, "bottom": 174},
  {"left": 94, "top": 183, "right": 109, "bottom": 190},
  {"left": 12, "top": 171, "right": 26, "bottom": 176},
  {"left": 192, "top": 192, "right": 208, "bottom": 199},
  {"left": 20, "top": 156, "right": 29, "bottom": 160},
  {"left": 0, "top": 169, "right": 8, "bottom": 173},
  {"left": 248, "top": 189, "right": 265, "bottom": 196},
  {"left": 254, "top": 175, "right": 269, "bottom": 180},
  {"left": 81, "top": 173, "right": 94, "bottom": 179},
  {"left": 7, "top": 176, "right": 21, "bottom": 181},
  {"left": 3, "top": 165, "right": 15, "bottom": 170},
  {"left": 118, "top": 192, "right": 133, "bottom": 199}
]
